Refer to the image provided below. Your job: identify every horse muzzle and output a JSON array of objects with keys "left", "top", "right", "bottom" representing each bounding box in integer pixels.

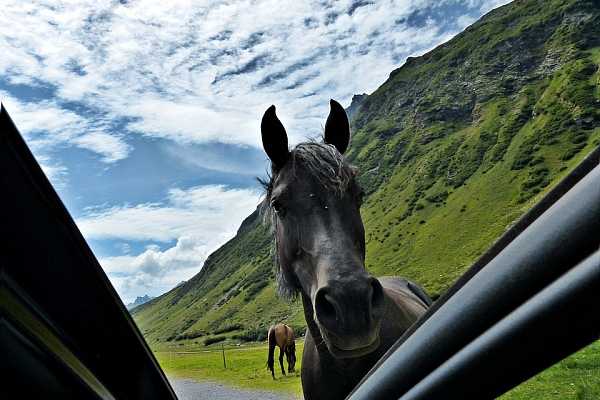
[
  {"left": 322, "top": 324, "right": 382, "bottom": 359},
  {"left": 313, "top": 276, "right": 385, "bottom": 359}
]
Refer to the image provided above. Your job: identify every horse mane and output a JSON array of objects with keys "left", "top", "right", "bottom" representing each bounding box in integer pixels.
[{"left": 258, "top": 141, "right": 356, "bottom": 300}]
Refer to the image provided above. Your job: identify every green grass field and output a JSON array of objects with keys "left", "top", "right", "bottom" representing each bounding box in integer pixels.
[
  {"left": 156, "top": 341, "right": 304, "bottom": 398},
  {"left": 154, "top": 339, "right": 600, "bottom": 399},
  {"left": 502, "top": 341, "right": 600, "bottom": 400}
]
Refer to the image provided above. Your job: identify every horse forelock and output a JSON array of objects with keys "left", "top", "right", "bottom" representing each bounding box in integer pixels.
[
  {"left": 258, "top": 141, "right": 356, "bottom": 301},
  {"left": 258, "top": 141, "right": 354, "bottom": 201},
  {"left": 291, "top": 142, "right": 354, "bottom": 196}
]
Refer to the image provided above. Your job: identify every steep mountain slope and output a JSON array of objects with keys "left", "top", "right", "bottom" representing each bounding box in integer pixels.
[
  {"left": 133, "top": 0, "right": 600, "bottom": 348},
  {"left": 127, "top": 294, "right": 154, "bottom": 310}
]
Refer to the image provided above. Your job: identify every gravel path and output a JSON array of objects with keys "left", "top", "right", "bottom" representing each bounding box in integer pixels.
[{"left": 169, "top": 377, "right": 298, "bottom": 400}]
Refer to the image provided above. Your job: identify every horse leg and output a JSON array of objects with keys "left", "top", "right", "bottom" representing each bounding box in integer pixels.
[
  {"left": 286, "top": 347, "right": 293, "bottom": 373},
  {"left": 279, "top": 347, "right": 286, "bottom": 376},
  {"left": 267, "top": 328, "right": 276, "bottom": 379}
]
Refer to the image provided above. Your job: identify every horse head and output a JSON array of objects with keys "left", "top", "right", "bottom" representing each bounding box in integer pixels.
[
  {"left": 260, "top": 100, "right": 385, "bottom": 359},
  {"left": 286, "top": 341, "right": 296, "bottom": 372}
]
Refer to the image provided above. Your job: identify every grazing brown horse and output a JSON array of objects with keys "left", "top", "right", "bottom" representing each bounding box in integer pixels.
[
  {"left": 259, "top": 100, "right": 431, "bottom": 400},
  {"left": 267, "top": 323, "right": 296, "bottom": 379}
]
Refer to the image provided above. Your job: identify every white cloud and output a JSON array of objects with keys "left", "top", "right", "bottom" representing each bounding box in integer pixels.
[
  {"left": 71, "top": 130, "right": 131, "bottom": 163},
  {"left": 477, "top": 0, "right": 512, "bottom": 14},
  {"left": 456, "top": 14, "right": 477, "bottom": 29},
  {"left": 0, "top": 1, "right": 507, "bottom": 149},
  {"left": 101, "top": 236, "right": 211, "bottom": 303},
  {"left": 78, "top": 184, "right": 261, "bottom": 242},
  {"left": 0, "top": 91, "right": 130, "bottom": 163},
  {"left": 77, "top": 184, "right": 261, "bottom": 303},
  {"left": 37, "top": 156, "right": 68, "bottom": 188},
  {"left": 124, "top": 97, "right": 260, "bottom": 146}
]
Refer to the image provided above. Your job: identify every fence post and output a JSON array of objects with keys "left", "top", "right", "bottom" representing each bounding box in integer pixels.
[{"left": 222, "top": 343, "right": 227, "bottom": 369}]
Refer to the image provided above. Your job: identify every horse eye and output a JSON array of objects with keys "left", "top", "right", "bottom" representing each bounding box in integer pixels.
[{"left": 271, "top": 199, "right": 286, "bottom": 217}]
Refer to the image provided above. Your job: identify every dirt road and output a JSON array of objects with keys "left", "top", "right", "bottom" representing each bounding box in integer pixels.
[{"left": 169, "top": 377, "right": 298, "bottom": 400}]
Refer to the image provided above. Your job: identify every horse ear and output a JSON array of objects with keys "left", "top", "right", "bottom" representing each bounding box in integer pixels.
[
  {"left": 261, "top": 105, "right": 290, "bottom": 170},
  {"left": 324, "top": 99, "right": 350, "bottom": 154}
]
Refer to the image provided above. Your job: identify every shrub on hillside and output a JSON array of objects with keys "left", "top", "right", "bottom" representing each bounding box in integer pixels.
[
  {"left": 232, "top": 327, "right": 268, "bottom": 342},
  {"left": 562, "top": 142, "right": 587, "bottom": 160},
  {"left": 213, "top": 323, "right": 244, "bottom": 335},
  {"left": 204, "top": 336, "right": 226, "bottom": 346},
  {"left": 174, "top": 330, "right": 206, "bottom": 341},
  {"left": 511, "top": 140, "right": 536, "bottom": 170},
  {"left": 245, "top": 281, "right": 268, "bottom": 300},
  {"left": 426, "top": 190, "right": 448, "bottom": 203}
]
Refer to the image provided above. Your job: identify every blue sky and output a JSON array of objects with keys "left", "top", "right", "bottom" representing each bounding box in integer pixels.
[{"left": 0, "top": 0, "right": 509, "bottom": 304}]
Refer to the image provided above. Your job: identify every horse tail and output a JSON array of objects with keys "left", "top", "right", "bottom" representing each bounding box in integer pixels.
[{"left": 266, "top": 326, "right": 276, "bottom": 378}]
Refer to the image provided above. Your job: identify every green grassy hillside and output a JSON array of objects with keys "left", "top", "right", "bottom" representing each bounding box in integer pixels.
[{"left": 133, "top": 0, "right": 600, "bottom": 366}]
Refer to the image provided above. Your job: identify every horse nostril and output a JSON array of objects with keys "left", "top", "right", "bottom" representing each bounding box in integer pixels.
[
  {"left": 315, "top": 288, "right": 338, "bottom": 327},
  {"left": 370, "top": 277, "right": 384, "bottom": 317}
]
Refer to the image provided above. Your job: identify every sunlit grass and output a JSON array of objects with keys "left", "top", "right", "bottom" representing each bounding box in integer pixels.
[
  {"left": 155, "top": 341, "right": 304, "bottom": 398},
  {"left": 155, "top": 339, "right": 600, "bottom": 399},
  {"left": 502, "top": 341, "right": 600, "bottom": 400}
]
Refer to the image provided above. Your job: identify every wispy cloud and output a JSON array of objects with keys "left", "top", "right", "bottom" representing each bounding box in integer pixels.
[
  {"left": 36, "top": 154, "right": 69, "bottom": 188},
  {"left": 0, "top": 91, "right": 130, "bottom": 163},
  {"left": 0, "top": 0, "right": 508, "bottom": 149},
  {"left": 101, "top": 236, "right": 213, "bottom": 303},
  {"left": 71, "top": 131, "right": 130, "bottom": 163},
  {"left": 477, "top": 0, "right": 512, "bottom": 13},
  {"left": 78, "top": 184, "right": 260, "bottom": 242}
]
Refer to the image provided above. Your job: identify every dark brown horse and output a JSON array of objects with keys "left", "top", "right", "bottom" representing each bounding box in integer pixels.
[
  {"left": 267, "top": 323, "right": 296, "bottom": 379},
  {"left": 259, "top": 100, "right": 432, "bottom": 399}
]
